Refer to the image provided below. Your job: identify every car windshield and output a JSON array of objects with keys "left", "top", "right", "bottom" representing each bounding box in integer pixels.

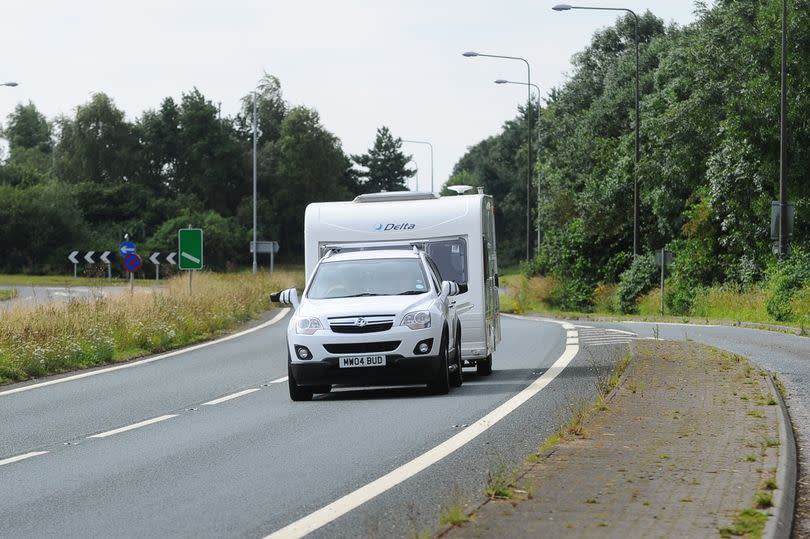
[{"left": 307, "top": 258, "right": 429, "bottom": 299}]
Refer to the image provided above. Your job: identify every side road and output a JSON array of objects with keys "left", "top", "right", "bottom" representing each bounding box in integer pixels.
[{"left": 441, "top": 340, "right": 795, "bottom": 538}]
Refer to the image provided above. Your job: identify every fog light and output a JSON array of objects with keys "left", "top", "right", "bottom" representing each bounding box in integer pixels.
[
  {"left": 413, "top": 339, "right": 433, "bottom": 355},
  {"left": 295, "top": 345, "right": 312, "bottom": 360}
]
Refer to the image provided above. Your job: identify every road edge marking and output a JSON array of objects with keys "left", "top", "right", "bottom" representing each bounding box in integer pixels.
[
  {"left": 0, "top": 308, "right": 290, "bottom": 398},
  {"left": 201, "top": 388, "right": 261, "bottom": 406},
  {"left": 264, "top": 317, "right": 578, "bottom": 539},
  {"left": 0, "top": 451, "right": 49, "bottom": 467},
  {"left": 88, "top": 414, "right": 178, "bottom": 439}
]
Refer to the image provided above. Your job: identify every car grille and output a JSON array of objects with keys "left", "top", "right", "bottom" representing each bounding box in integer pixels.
[
  {"left": 329, "top": 315, "right": 396, "bottom": 334},
  {"left": 323, "top": 341, "right": 401, "bottom": 354}
]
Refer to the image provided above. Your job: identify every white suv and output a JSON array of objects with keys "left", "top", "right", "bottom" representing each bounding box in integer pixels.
[{"left": 271, "top": 249, "right": 464, "bottom": 401}]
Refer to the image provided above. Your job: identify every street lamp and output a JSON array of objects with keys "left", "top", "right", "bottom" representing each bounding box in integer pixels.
[
  {"left": 464, "top": 51, "right": 533, "bottom": 262},
  {"left": 495, "top": 79, "right": 542, "bottom": 248},
  {"left": 553, "top": 3, "right": 641, "bottom": 257},
  {"left": 401, "top": 139, "right": 434, "bottom": 193},
  {"left": 1, "top": 82, "right": 18, "bottom": 87},
  {"left": 252, "top": 91, "right": 258, "bottom": 273}
]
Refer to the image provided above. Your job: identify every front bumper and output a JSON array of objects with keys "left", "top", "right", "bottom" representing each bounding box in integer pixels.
[{"left": 290, "top": 354, "right": 442, "bottom": 387}]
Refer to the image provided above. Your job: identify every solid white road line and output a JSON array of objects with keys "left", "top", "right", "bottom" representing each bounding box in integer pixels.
[
  {"left": 88, "top": 414, "right": 178, "bottom": 439},
  {"left": 265, "top": 319, "right": 579, "bottom": 539},
  {"left": 604, "top": 328, "right": 637, "bottom": 336},
  {"left": 269, "top": 376, "right": 289, "bottom": 384},
  {"left": 0, "top": 308, "right": 290, "bottom": 398},
  {"left": 202, "top": 388, "right": 261, "bottom": 406},
  {"left": 0, "top": 451, "right": 49, "bottom": 467}
]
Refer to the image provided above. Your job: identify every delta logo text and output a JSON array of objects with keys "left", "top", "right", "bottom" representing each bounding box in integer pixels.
[{"left": 374, "top": 222, "right": 416, "bottom": 231}]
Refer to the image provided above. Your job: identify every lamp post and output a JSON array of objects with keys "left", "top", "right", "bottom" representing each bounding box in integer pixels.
[
  {"left": 464, "top": 51, "right": 533, "bottom": 262},
  {"left": 495, "top": 79, "right": 542, "bottom": 248},
  {"left": 402, "top": 139, "right": 434, "bottom": 193},
  {"left": 553, "top": 3, "right": 640, "bottom": 257},
  {"left": 252, "top": 91, "right": 258, "bottom": 273},
  {"left": 779, "top": 0, "right": 789, "bottom": 257}
]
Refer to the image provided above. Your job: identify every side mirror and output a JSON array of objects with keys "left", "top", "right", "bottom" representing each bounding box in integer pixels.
[
  {"left": 458, "top": 283, "right": 468, "bottom": 294},
  {"left": 441, "top": 281, "right": 459, "bottom": 297},
  {"left": 271, "top": 288, "right": 299, "bottom": 309}
]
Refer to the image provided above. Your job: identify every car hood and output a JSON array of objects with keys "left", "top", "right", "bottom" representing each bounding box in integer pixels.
[{"left": 298, "top": 294, "right": 433, "bottom": 319}]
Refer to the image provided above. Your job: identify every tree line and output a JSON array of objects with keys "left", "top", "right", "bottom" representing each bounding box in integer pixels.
[
  {"left": 0, "top": 75, "right": 414, "bottom": 274},
  {"left": 448, "top": 0, "right": 810, "bottom": 315}
]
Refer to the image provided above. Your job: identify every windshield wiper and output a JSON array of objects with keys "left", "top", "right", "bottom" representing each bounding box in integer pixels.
[
  {"left": 396, "top": 290, "right": 426, "bottom": 295},
  {"left": 332, "top": 292, "right": 378, "bottom": 298}
]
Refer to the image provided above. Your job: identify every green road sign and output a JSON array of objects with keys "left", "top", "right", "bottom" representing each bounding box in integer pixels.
[{"left": 178, "top": 228, "right": 203, "bottom": 270}]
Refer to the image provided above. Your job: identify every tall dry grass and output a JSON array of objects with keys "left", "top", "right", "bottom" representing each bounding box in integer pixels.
[{"left": 0, "top": 271, "right": 300, "bottom": 384}]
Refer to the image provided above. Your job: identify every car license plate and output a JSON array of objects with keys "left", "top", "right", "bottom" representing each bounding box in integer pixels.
[{"left": 339, "top": 355, "right": 386, "bottom": 368}]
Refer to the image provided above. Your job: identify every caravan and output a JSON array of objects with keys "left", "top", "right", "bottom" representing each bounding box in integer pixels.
[{"left": 303, "top": 191, "right": 501, "bottom": 374}]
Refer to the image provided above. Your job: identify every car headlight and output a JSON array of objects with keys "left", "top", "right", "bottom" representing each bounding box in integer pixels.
[
  {"left": 401, "top": 310, "right": 431, "bottom": 330},
  {"left": 295, "top": 317, "right": 323, "bottom": 335}
]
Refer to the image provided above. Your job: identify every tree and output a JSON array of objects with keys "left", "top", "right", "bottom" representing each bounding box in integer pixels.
[
  {"left": 55, "top": 93, "right": 138, "bottom": 185},
  {"left": 3, "top": 102, "right": 52, "bottom": 155},
  {"left": 352, "top": 126, "right": 415, "bottom": 192},
  {"left": 271, "top": 107, "right": 355, "bottom": 255}
]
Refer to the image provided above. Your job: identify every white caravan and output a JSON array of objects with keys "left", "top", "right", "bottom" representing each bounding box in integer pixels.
[{"left": 304, "top": 191, "right": 500, "bottom": 374}]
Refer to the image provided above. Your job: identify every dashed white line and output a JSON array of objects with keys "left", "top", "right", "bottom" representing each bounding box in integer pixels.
[
  {"left": 202, "top": 388, "right": 261, "bottom": 406},
  {"left": 265, "top": 318, "right": 579, "bottom": 539},
  {"left": 0, "top": 451, "right": 49, "bottom": 467},
  {"left": 269, "top": 376, "right": 289, "bottom": 384},
  {"left": 88, "top": 414, "right": 178, "bottom": 439},
  {"left": 0, "top": 308, "right": 290, "bottom": 397}
]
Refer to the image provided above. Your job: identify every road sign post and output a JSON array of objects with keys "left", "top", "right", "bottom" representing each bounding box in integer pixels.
[
  {"left": 68, "top": 251, "right": 79, "bottom": 278},
  {"left": 655, "top": 249, "right": 674, "bottom": 316},
  {"left": 150, "top": 252, "right": 161, "bottom": 281},
  {"left": 178, "top": 227, "right": 203, "bottom": 294},
  {"left": 100, "top": 251, "right": 112, "bottom": 280},
  {"left": 122, "top": 253, "right": 142, "bottom": 294},
  {"left": 250, "top": 241, "right": 280, "bottom": 273}
]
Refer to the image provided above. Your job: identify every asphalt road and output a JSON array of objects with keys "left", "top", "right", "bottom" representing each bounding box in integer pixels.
[
  {"left": 0, "top": 312, "right": 621, "bottom": 538},
  {"left": 0, "top": 285, "right": 135, "bottom": 309}
]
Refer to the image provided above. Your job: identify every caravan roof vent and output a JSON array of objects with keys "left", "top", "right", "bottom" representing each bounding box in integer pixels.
[{"left": 353, "top": 192, "right": 439, "bottom": 203}]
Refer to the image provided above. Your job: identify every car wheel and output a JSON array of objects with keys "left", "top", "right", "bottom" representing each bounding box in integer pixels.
[
  {"left": 476, "top": 353, "right": 493, "bottom": 376},
  {"left": 428, "top": 333, "right": 450, "bottom": 395},
  {"left": 288, "top": 353, "right": 313, "bottom": 401},
  {"left": 449, "top": 329, "right": 463, "bottom": 388},
  {"left": 312, "top": 385, "right": 331, "bottom": 394}
]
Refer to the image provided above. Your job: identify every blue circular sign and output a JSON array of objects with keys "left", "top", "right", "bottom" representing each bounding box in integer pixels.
[
  {"left": 119, "top": 241, "right": 137, "bottom": 257},
  {"left": 123, "top": 253, "right": 142, "bottom": 272}
]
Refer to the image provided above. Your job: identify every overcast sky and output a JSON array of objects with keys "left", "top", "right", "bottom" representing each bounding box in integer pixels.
[{"left": 0, "top": 1, "right": 702, "bottom": 192}]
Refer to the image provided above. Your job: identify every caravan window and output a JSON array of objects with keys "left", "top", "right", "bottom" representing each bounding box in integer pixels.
[{"left": 427, "top": 239, "right": 467, "bottom": 285}]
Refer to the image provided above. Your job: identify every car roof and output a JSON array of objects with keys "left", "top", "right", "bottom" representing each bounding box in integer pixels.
[{"left": 322, "top": 249, "right": 421, "bottom": 263}]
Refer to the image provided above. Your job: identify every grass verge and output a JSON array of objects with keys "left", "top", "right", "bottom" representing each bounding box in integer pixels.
[
  {"left": 0, "top": 271, "right": 300, "bottom": 385},
  {"left": 0, "top": 288, "right": 17, "bottom": 301}
]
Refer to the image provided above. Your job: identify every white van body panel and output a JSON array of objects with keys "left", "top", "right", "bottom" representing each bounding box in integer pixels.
[{"left": 304, "top": 193, "right": 500, "bottom": 362}]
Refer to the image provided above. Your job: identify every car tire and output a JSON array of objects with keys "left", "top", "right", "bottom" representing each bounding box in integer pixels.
[
  {"left": 449, "top": 328, "right": 463, "bottom": 388},
  {"left": 312, "top": 385, "right": 331, "bottom": 394},
  {"left": 476, "top": 353, "right": 493, "bottom": 376},
  {"left": 428, "top": 333, "right": 450, "bottom": 395},
  {"left": 288, "top": 353, "right": 314, "bottom": 401}
]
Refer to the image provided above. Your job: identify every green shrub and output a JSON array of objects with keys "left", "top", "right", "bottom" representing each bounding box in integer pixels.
[
  {"left": 549, "top": 278, "right": 593, "bottom": 312},
  {"left": 767, "top": 248, "right": 810, "bottom": 322},
  {"left": 616, "top": 253, "right": 657, "bottom": 314}
]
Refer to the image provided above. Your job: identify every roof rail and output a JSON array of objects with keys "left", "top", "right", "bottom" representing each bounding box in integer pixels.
[{"left": 353, "top": 192, "right": 439, "bottom": 203}]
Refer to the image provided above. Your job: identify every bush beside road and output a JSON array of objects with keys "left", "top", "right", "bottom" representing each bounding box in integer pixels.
[
  {"left": 501, "top": 273, "right": 810, "bottom": 334},
  {"left": 0, "top": 271, "right": 299, "bottom": 385}
]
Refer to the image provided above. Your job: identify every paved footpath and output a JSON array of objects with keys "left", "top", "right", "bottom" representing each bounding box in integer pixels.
[{"left": 443, "top": 340, "right": 786, "bottom": 538}]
